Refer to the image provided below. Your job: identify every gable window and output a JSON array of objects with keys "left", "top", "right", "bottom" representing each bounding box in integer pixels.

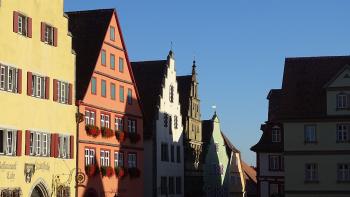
[
  {"left": 84, "top": 148, "right": 95, "bottom": 166},
  {"left": 56, "top": 80, "right": 69, "bottom": 104},
  {"left": 58, "top": 135, "right": 70, "bottom": 159},
  {"left": 127, "top": 89, "right": 132, "bottom": 104},
  {"left": 161, "top": 143, "right": 169, "bottom": 162},
  {"left": 269, "top": 155, "right": 283, "bottom": 171},
  {"left": 304, "top": 125, "right": 317, "bottom": 143},
  {"left": 119, "top": 57, "right": 124, "bottom": 73},
  {"left": 85, "top": 110, "right": 95, "bottom": 126},
  {"left": 100, "top": 150, "right": 110, "bottom": 166},
  {"left": 101, "top": 80, "right": 106, "bottom": 97},
  {"left": 101, "top": 50, "right": 106, "bottom": 66},
  {"left": 169, "top": 85, "right": 174, "bottom": 103},
  {"left": 337, "top": 93, "right": 348, "bottom": 109},
  {"left": 164, "top": 113, "right": 169, "bottom": 128},
  {"left": 32, "top": 74, "right": 46, "bottom": 99},
  {"left": 114, "top": 152, "right": 124, "bottom": 167},
  {"left": 0, "top": 64, "right": 19, "bottom": 93},
  {"left": 110, "top": 26, "right": 115, "bottom": 41},
  {"left": 110, "top": 83, "right": 116, "bottom": 100},
  {"left": 271, "top": 126, "right": 281, "bottom": 142},
  {"left": 176, "top": 145, "right": 181, "bottom": 163},
  {"left": 305, "top": 163, "right": 318, "bottom": 182},
  {"left": 337, "top": 163, "right": 350, "bottom": 182},
  {"left": 100, "top": 114, "right": 110, "bottom": 128},
  {"left": 91, "top": 77, "right": 97, "bottom": 95},
  {"left": 127, "top": 119, "right": 136, "bottom": 133},
  {"left": 115, "top": 117, "right": 123, "bottom": 131},
  {"left": 0, "top": 129, "right": 17, "bottom": 156},
  {"left": 127, "top": 153, "right": 137, "bottom": 168},
  {"left": 110, "top": 54, "right": 115, "bottom": 70},
  {"left": 29, "top": 131, "right": 51, "bottom": 157},
  {"left": 337, "top": 124, "right": 349, "bottom": 143},
  {"left": 119, "top": 86, "right": 124, "bottom": 102}
]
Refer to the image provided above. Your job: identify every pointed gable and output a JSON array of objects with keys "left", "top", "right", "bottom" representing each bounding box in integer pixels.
[{"left": 324, "top": 65, "right": 350, "bottom": 88}]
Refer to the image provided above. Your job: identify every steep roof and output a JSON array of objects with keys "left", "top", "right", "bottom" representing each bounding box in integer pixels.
[
  {"left": 66, "top": 9, "right": 114, "bottom": 100},
  {"left": 131, "top": 60, "right": 168, "bottom": 137},
  {"left": 222, "top": 132, "right": 240, "bottom": 154},
  {"left": 242, "top": 161, "right": 257, "bottom": 196},
  {"left": 176, "top": 75, "right": 192, "bottom": 122}
]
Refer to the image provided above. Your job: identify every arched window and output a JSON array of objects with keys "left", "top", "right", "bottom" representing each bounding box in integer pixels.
[
  {"left": 337, "top": 93, "right": 348, "bottom": 109},
  {"left": 271, "top": 126, "right": 281, "bottom": 143},
  {"left": 169, "top": 85, "right": 174, "bottom": 103}
]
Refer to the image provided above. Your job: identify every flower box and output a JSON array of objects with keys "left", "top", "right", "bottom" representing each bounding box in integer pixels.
[
  {"left": 114, "top": 166, "right": 125, "bottom": 178},
  {"left": 85, "top": 164, "right": 99, "bottom": 177},
  {"left": 101, "top": 127, "right": 114, "bottom": 138},
  {"left": 100, "top": 166, "right": 114, "bottom": 177},
  {"left": 128, "top": 167, "right": 141, "bottom": 178},
  {"left": 116, "top": 131, "right": 125, "bottom": 142},
  {"left": 85, "top": 125, "right": 100, "bottom": 137},
  {"left": 127, "top": 132, "right": 141, "bottom": 143}
]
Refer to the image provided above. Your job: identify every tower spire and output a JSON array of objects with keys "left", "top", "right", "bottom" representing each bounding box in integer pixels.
[{"left": 192, "top": 57, "right": 196, "bottom": 75}]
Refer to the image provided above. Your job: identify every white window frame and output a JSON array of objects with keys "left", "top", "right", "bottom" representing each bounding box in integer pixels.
[
  {"left": 127, "top": 119, "right": 136, "bottom": 133},
  {"left": 337, "top": 124, "right": 349, "bottom": 142},
  {"left": 44, "top": 24, "right": 54, "bottom": 45},
  {"left": 101, "top": 114, "right": 110, "bottom": 128},
  {"left": 100, "top": 150, "right": 110, "bottom": 167},
  {"left": 337, "top": 163, "right": 350, "bottom": 181},
  {"left": 35, "top": 132, "right": 41, "bottom": 156},
  {"left": 305, "top": 163, "right": 318, "bottom": 181},
  {"left": 32, "top": 74, "right": 46, "bottom": 98},
  {"left": 304, "top": 125, "right": 317, "bottom": 143},
  {"left": 42, "top": 133, "right": 48, "bottom": 156},
  {"left": 18, "top": 14, "right": 28, "bottom": 36},
  {"left": 85, "top": 148, "right": 95, "bottom": 166},
  {"left": 85, "top": 110, "right": 90, "bottom": 125},
  {"left": 269, "top": 155, "right": 280, "bottom": 170},
  {"left": 128, "top": 153, "right": 136, "bottom": 168},
  {"left": 271, "top": 126, "right": 281, "bottom": 142},
  {"left": 0, "top": 65, "right": 5, "bottom": 90},
  {"left": 58, "top": 135, "right": 69, "bottom": 159},
  {"left": 115, "top": 117, "right": 123, "bottom": 131},
  {"left": 0, "top": 65, "right": 18, "bottom": 93},
  {"left": 337, "top": 93, "right": 348, "bottom": 109}
]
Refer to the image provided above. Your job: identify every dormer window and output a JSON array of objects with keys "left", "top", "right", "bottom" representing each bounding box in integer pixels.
[
  {"left": 271, "top": 126, "right": 281, "bottom": 142},
  {"left": 337, "top": 93, "right": 348, "bottom": 110}
]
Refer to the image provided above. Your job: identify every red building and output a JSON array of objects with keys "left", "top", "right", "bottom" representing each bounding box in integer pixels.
[{"left": 67, "top": 9, "right": 144, "bottom": 197}]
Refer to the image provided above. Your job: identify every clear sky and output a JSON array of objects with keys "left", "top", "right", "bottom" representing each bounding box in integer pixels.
[{"left": 65, "top": 1, "right": 350, "bottom": 165}]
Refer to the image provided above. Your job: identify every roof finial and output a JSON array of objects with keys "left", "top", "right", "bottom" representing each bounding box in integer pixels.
[
  {"left": 168, "top": 41, "right": 174, "bottom": 58},
  {"left": 192, "top": 56, "right": 196, "bottom": 75}
]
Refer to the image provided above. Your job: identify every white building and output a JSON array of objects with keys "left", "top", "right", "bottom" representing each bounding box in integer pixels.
[{"left": 131, "top": 51, "right": 184, "bottom": 197}]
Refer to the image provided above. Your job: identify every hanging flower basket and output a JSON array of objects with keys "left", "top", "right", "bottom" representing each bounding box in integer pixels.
[
  {"left": 116, "top": 131, "right": 126, "bottom": 142},
  {"left": 85, "top": 125, "right": 100, "bottom": 137},
  {"left": 101, "top": 127, "right": 114, "bottom": 138},
  {"left": 85, "top": 164, "right": 98, "bottom": 177},
  {"left": 100, "top": 166, "right": 114, "bottom": 177},
  {"left": 115, "top": 167, "right": 125, "bottom": 178},
  {"left": 127, "top": 132, "right": 141, "bottom": 144},
  {"left": 128, "top": 167, "right": 141, "bottom": 178}
]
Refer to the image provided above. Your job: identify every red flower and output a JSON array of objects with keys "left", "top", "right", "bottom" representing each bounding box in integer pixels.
[
  {"left": 85, "top": 165, "right": 97, "bottom": 177},
  {"left": 116, "top": 131, "right": 125, "bottom": 142},
  {"left": 106, "top": 166, "right": 114, "bottom": 177}
]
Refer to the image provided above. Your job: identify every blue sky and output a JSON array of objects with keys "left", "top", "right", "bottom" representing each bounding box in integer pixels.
[{"left": 65, "top": 1, "right": 350, "bottom": 165}]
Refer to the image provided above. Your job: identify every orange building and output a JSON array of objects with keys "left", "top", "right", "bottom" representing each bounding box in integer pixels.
[{"left": 67, "top": 9, "right": 144, "bottom": 197}]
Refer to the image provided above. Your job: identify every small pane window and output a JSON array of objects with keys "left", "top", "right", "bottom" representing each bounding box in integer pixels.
[
  {"left": 164, "top": 113, "right": 168, "bottom": 128},
  {"left": 170, "top": 85, "right": 174, "bottom": 103},
  {"left": 110, "top": 26, "right": 115, "bottom": 41},
  {"left": 110, "top": 54, "right": 115, "bottom": 70},
  {"left": 169, "top": 177, "right": 175, "bottom": 194},
  {"left": 337, "top": 124, "right": 349, "bottom": 142},
  {"left": 272, "top": 126, "right": 281, "bottom": 142},
  {"left": 128, "top": 153, "right": 137, "bottom": 168},
  {"left": 111, "top": 83, "right": 116, "bottom": 100},
  {"left": 127, "top": 119, "right": 136, "bottom": 133},
  {"left": 32, "top": 74, "right": 46, "bottom": 99},
  {"left": 337, "top": 163, "right": 350, "bottom": 181},
  {"left": 44, "top": 24, "right": 54, "bottom": 45},
  {"left": 18, "top": 15, "right": 28, "bottom": 36},
  {"left": 119, "top": 86, "right": 124, "bottom": 102},
  {"left": 91, "top": 77, "right": 97, "bottom": 95},
  {"left": 337, "top": 93, "right": 348, "bottom": 109},
  {"left": 119, "top": 58, "right": 124, "bottom": 73},
  {"left": 115, "top": 117, "right": 123, "bottom": 131},
  {"left": 176, "top": 177, "right": 182, "bottom": 194},
  {"left": 305, "top": 163, "right": 318, "bottom": 181},
  {"left": 101, "top": 80, "right": 106, "bottom": 97},
  {"left": 114, "top": 152, "right": 124, "bottom": 167},
  {"left": 304, "top": 125, "right": 317, "bottom": 143},
  {"left": 101, "top": 50, "right": 106, "bottom": 66}
]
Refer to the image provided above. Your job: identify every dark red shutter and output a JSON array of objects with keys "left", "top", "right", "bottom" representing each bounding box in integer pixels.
[
  {"left": 41, "top": 22, "right": 45, "bottom": 42},
  {"left": 25, "top": 130, "right": 30, "bottom": 156},
  {"left": 70, "top": 135, "right": 74, "bottom": 159},
  {"left": 50, "top": 134, "right": 55, "bottom": 157},
  {"left": 53, "top": 79, "right": 58, "bottom": 101},
  {"left": 53, "top": 27, "right": 58, "bottom": 47},
  {"left": 16, "top": 130, "right": 22, "bottom": 156},
  {"left": 45, "top": 77, "right": 50, "bottom": 99},
  {"left": 54, "top": 134, "right": 59, "bottom": 158},
  {"left": 27, "top": 72, "right": 32, "bottom": 96},
  {"left": 17, "top": 69, "right": 22, "bottom": 94},
  {"left": 68, "top": 83, "right": 72, "bottom": 105},
  {"left": 13, "top": 11, "right": 19, "bottom": 33},
  {"left": 27, "top": 17, "right": 32, "bottom": 38}
]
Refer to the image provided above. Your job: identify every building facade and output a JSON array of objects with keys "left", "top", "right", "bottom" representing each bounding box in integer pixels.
[
  {"left": 0, "top": 0, "right": 76, "bottom": 196},
  {"left": 131, "top": 51, "right": 184, "bottom": 197},
  {"left": 68, "top": 9, "right": 144, "bottom": 197},
  {"left": 177, "top": 60, "right": 204, "bottom": 196}
]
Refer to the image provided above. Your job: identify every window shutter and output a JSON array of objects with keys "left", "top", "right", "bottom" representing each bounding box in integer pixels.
[
  {"left": 53, "top": 79, "right": 58, "bottom": 101},
  {"left": 68, "top": 83, "right": 73, "bottom": 105},
  {"left": 54, "top": 134, "right": 59, "bottom": 158},
  {"left": 13, "top": 11, "right": 19, "bottom": 33},
  {"left": 25, "top": 130, "right": 30, "bottom": 155},
  {"left": 16, "top": 130, "right": 22, "bottom": 156},
  {"left": 70, "top": 135, "right": 74, "bottom": 159},
  {"left": 17, "top": 69, "right": 22, "bottom": 94},
  {"left": 27, "top": 17, "right": 32, "bottom": 38},
  {"left": 27, "top": 72, "right": 32, "bottom": 96},
  {"left": 45, "top": 77, "right": 50, "bottom": 99},
  {"left": 50, "top": 134, "right": 55, "bottom": 157},
  {"left": 41, "top": 22, "right": 45, "bottom": 42},
  {"left": 54, "top": 27, "right": 58, "bottom": 47}
]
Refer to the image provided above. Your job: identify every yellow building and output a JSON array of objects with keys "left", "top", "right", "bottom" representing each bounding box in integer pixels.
[{"left": 0, "top": 0, "right": 76, "bottom": 196}]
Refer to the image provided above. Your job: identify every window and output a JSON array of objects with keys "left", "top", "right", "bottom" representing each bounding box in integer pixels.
[
  {"left": 100, "top": 150, "right": 110, "bottom": 166},
  {"left": 91, "top": 77, "right": 97, "bottom": 94},
  {"left": 271, "top": 126, "right": 281, "bottom": 142},
  {"left": 161, "top": 177, "right": 167, "bottom": 195},
  {"left": 36, "top": 133, "right": 41, "bottom": 155},
  {"left": 0, "top": 64, "right": 19, "bottom": 93},
  {"left": 119, "top": 58, "right": 124, "bottom": 73},
  {"left": 42, "top": 134, "right": 48, "bottom": 156},
  {"left": 44, "top": 24, "right": 54, "bottom": 45},
  {"left": 176, "top": 177, "right": 182, "bottom": 194},
  {"left": 110, "top": 26, "right": 115, "bottom": 41},
  {"left": 101, "top": 114, "right": 110, "bottom": 128},
  {"left": 0, "top": 189, "right": 21, "bottom": 197},
  {"left": 5, "top": 131, "right": 14, "bottom": 155},
  {"left": 169, "top": 85, "right": 174, "bottom": 103},
  {"left": 114, "top": 152, "right": 124, "bottom": 167},
  {"left": 119, "top": 86, "right": 124, "bottom": 102},
  {"left": 269, "top": 155, "right": 283, "bottom": 171},
  {"left": 101, "top": 50, "right": 106, "bottom": 66},
  {"left": 305, "top": 163, "right": 318, "bottom": 182},
  {"left": 269, "top": 183, "right": 279, "bottom": 196},
  {"left": 57, "top": 186, "right": 70, "bottom": 197},
  {"left": 128, "top": 153, "right": 137, "bottom": 168},
  {"left": 169, "top": 116, "right": 173, "bottom": 135},
  {"left": 174, "top": 115, "right": 178, "bottom": 129},
  {"left": 85, "top": 110, "right": 96, "bottom": 126},
  {"left": 337, "top": 124, "right": 349, "bottom": 142},
  {"left": 29, "top": 132, "right": 34, "bottom": 155},
  {"left": 127, "top": 119, "right": 136, "bottom": 133},
  {"left": 337, "top": 163, "right": 350, "bottom": 181},
  {"left": 101, "top": 80, "right": 106, "bottom": 97},
  {"left": 58, "top": 135, "right": 69, "bottom": 159},
  {"left": 337, "top": 93, "right": 348, "bottom": 109},
  {"left": 127, "top": 89, "right": 132, "bottom": 104},
  {"left": 84, "top": 148, "right": 95, "bottom": 166},
  {"left": 29, "top": 131, "right": 51, "bottom": 157},
  {"left": 17, "top": 14, "right": 28, "bottom": 36},
  {"left": 110, "top": 83, "right": 116, "bottom": 100},
  {"left": 171, "top": 145, "right": 175, "bottom": 162},
  {"left": 304, "top": 125, "right": 317, "bottom": 143},
  {"left": 169, "top": 177, "right": 175, "bottom": 194},
  {"left": 115, "top": 117, "right": 123, "bottom": 131},
  {"left": 56, "top": 80, "right": 69, "bottom": 104},
  {"left": 176, "top": 146, "right": 181, "bottom": 163},
  {"left": 110, "top": 54, "right": 115, "bottom": 69},
  {"left": 161, "top": 143, "right": 169, "bottom": 161},
  {"left": 164, "top": 113, "right": 168, "bottom": 127},
  {"left": 32, "top": 74, "right": 46, "bottom": 98}
]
